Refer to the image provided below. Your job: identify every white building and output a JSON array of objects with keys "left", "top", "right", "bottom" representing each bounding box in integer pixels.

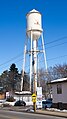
[
  {"left": 14, "top": 91, "right": 33, "bottom": 106},
  {"left": 50, "top": 78, "right": 67, "bottom": 109}
]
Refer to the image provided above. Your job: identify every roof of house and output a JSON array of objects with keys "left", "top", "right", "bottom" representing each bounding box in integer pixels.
[
  {"left": 15, "top": 91, "right": 32, "bottom": 95},
  {"left": 50, "top": 78, "right": 67, "bottom": 84}
]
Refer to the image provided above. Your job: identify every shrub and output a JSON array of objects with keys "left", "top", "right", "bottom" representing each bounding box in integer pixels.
[
  {"left": 2, "top": 103, "right": 11, "bottom": 107},
  {"left": 6, "top": 96, "right": 15, "bottom": 102}
]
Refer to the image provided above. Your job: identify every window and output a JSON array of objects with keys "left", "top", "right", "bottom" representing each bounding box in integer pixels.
[{"left": 57, "top": 84, "right": 62, "bottom": 94}]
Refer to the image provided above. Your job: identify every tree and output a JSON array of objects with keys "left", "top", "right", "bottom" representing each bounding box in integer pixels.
[
  {"left": 47, "top": 63, "right": 67, "bottom": 80},
  {"left": 9, "top": 63, "right": 19, "bottom": 92},
  {"left": 37, "top": 69, "right": 47, "bottom": 97},
  {"left": 9, "top": 63, "right": 18, "bottom": 73},
  {"left": 0, "top": 70, "right": 9, "bottom": 91},
  {"left": 0, "top": 62, "right": 67, "bottom": 95},
  {"left": 0, "top": 63, "right": 30, "bottom": 92},
  {"left": 21, "top": 71, "right": 30, "bottom": 91}
]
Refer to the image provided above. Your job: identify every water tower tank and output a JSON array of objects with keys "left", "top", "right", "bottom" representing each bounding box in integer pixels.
[{"left": 26, "top": 9, "right": 42, "bottom": 40}]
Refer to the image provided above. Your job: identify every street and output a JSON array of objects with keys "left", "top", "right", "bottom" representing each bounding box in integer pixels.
[{"left": 0, "top": 110, "right": 66, "bottom": 119}]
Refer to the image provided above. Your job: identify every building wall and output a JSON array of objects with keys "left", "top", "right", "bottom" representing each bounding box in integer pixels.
[
  {"left": 14, "top": 94, "right": 33, "bottom": 106},
  {"left": 62, "top": 82, "right": 67, "bottom": 103},
  {"left": 14, "top": 94, "right": 32, "bottom": 101},
  {"left": 52, "top": 82, "right": 67, "bottom": 103},
  {"left": 52, "top": 82, "right": 67, "bottom": 109}
]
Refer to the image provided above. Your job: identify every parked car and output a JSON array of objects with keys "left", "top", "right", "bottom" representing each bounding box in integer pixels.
[
  {"left": 14, "top": 100, "right": 26, "bottom": 106},
  {"left": 42, "top": 99, "right": 52, "bottom": 109}
]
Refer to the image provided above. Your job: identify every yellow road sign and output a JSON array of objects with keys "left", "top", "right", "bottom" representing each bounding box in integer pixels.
[
  {"left": 32, "top": 93, "right": 36, "bottom": 102},
  {"left": 32, "top": 93, "right": 36, "bottom": 97}
]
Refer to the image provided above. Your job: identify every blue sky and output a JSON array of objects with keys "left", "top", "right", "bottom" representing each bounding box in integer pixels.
[{"left": 0, "top": 0, "right": 67, "bottom": 74}]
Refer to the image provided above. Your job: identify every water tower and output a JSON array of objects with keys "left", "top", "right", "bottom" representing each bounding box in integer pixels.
[
  {"left": 26, "top": 9, "right": 42, "bottom": 40},
  {"left": 21, "top": 9, "right": 48, "bottom": 93}
]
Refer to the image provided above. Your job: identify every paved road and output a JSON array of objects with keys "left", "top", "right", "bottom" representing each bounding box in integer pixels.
[{"left": 0, "top": 110, "right": 66, "bottom": 119}]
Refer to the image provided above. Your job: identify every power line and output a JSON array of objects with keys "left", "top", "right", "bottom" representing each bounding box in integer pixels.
[
  {"left": 0, "top": 36, "right": 67, "bottom": 69},
  {"left": 47, "top": 54, "right": 67, "bottom": 61},
  {"left": 46, "top": 41, "right": 67, "bottom": 49},
  {"left": 45, "top": 36, "right": 67, "bottom": 45},
  {"left": 0, "top": 53, "right": 67, "bottom": 74},
  {"left": 0, "top": 53, "right": 23, "bottom": 67}
]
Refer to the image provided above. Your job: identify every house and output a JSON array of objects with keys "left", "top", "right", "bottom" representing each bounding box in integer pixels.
[
  {"left": 0, "top": 87, "right": 5, "bottom": 100},
  {"left": 50, "top": 78, "right": 67, "bottom": 109},
  {"left": 14, "top": 91, "right": 33, "bottom": 106}
]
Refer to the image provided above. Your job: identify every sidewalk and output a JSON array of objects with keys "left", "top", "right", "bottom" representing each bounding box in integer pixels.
[
  {"left": 0, "top": 106, "right": 67, "bottom": 118},
  {"left": 36, "top": 109, "right": 67, "bottom": 118}
]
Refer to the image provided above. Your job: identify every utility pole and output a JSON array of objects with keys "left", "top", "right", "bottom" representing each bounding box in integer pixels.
[{"left": 33, "top": 39, "right": 37, "bottom": 112}]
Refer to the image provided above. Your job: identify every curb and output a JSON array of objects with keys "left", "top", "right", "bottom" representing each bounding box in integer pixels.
[
  {"left": 36, "top": 110, "right": 67, "bottom": 118},
  {"left": 0, "top": 107, "right": 67, "bottom": 118}
]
